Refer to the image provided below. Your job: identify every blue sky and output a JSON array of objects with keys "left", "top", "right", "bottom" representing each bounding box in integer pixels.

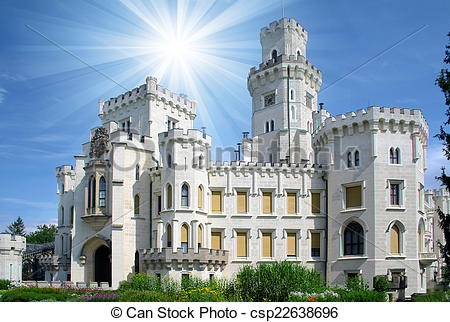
[{"left": 0, "top": 0, "right": 448, "bottom": 232}]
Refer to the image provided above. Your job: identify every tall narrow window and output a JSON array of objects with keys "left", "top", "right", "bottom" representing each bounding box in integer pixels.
[
  {"left": 265, "top": 122, "right": 269, "bottom": 133},
  {"left": 237, "top": 191, "right": 248, "bottom": 213},
  {"left": 346, "top": 185, "right": 362, "bottom": 208},
  {"left": 291, "top": 106, "right": 296, "bottom": 121},
  {"left": 135, "top": 164, "right": 140, "bottom": 180},
  {"left": 270, "top": 120, "right": 274, "bottom": 132},
  {"left": 167, "top": 154, "right": 172, "bottom": 168},
  {"left": 418, "top": 222, "right": 424, "bottom": 253},
  {"left": 390, "top": 183, "right": 400, "bottom": 205},
  {"left": 134, "top": 194, "right": 140, "bottom": 215},
  {"left": 167, "top": 224, "right": 172, "bottom": 247},
  {"left": 134, "top": 251, "right": 140, "bottom": 274},
  {"left": 262, "top": 232, "right": 273, "bottom": 257},
  {"left": 236, "top": 232, "right": 248, "bottom": 257},
  {"left": 290, "top": 89, "right": 294, "bottom": 100},
  {"left": 271, "top": 49, "right": 277, "bottom": 60},
  {"left": 199, "top": 155, "right": 204, "bottom": 169},
  {"left": 262, "top": 192, "right": 273, "bottom": 214},
  {"left": 61, "top": 235, "right": 64, "bottom": 255},
  {"left": 167, "top": 184, "right": 173, "bottom": 209},
  {"left": 354, "top": 150, "right": 360, "bottom": 167},
  {"left": 311, "top": 192, "right": 321, "bottom": 214},
  {"left": 157, "top": 195, "right": 161, "bottom": 214},
  {"left": 198, "top": 185, "right": 203, "bottom": 209},
  {"left": 390, "top": 148, "right": 400, "bottom": 164},
  {"left": 211, "top": 191, "right": 222, "bottom": 212},
  {"left": 181, "top": 184, "right": 189, "bottom": 207},
  {"left": 311, "top": 232, "right": 321, "bottom": 257},
  {"left": 287, "top": 193, "right": 297, "bottom": 214},
  {"left": 211, "top": 231, "right": 222, "bottom": 250},
  {"left": 390, "top": 224, "right": 400, "bottom": 254},
  {"left": 61, "top": 207, "right": 64, "bottom": 225},
  {"left": 305, "top": 93, "right": 313, "bottom": 108},
  {"left": 70, "top": 206, "right": 74, "bottom": 226},
  {"left": 181, "top": 224, "right": 189, "bottom": 253},
  {"left": 344, "top": 222, "right": 364, "bottom": 256},
  {"left": 347, "top": 152, "right": 353, "bottom": 168},
  {"left": 198, "top": 225, "right": 203, "bottom": 248},
  {"left": 88, "top": 176, "right": 96, "bottom": 209},
  {"left": 287, "top": 232, "right": 297, "bottom": 257},
  {"left": 99, "top": 176, "right": 106, "bottom": 207}
]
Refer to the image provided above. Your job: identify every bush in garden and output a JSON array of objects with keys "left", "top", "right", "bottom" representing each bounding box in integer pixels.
[
  {"left": 289, "top": 289, "right": 386, "bottom": 302},
  {"left": 373, "top": 275, "right": 391, "bottom": 293},
  {"left": 118, "top": 289, "right": 174, "bottom": 302},
  {"left": 345, "top": 276, "right": 369, "bottom": 292},
  {"left": 0, "top": 280, "right": 11, "bottom": 290},
  {"left": 0, "top": 287, "right": 74, "bottom": 302},
  {"left": 236, "top": 261, "right": 324, "bottom": 302},
  {"left": 84, "top": 293, "right": 119, "bottom": 302},
  {"left": 178, "top": 287, "right": 226, "bottom": 302},
  {"left": 411, "top": 290, "right": 450, "bottom": 302}
]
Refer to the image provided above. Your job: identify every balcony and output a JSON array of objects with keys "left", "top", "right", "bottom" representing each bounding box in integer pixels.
[
  {"left": 419, "top": 252, "right": 437, "bottom": 266},
  {"left": 140, "top": 247, "right": 229, "bottom": 271},
  {"left": 81, "top": 208, "right": 111, "bottom": 231}
]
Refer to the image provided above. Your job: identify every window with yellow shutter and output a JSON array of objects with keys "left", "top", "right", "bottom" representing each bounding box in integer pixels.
[
  {"left": 287, "top": 232, "right": 297, "bottom": 257},
  {"left": 262, "top": 232, "right": 273, "bottom": 257},
  {"left": 287, "top": 193, "right": 297, "bottom": 214},
  {"left": 167, "top": 224, "right": 172, "bottom": 247},
  {"left": 211, "top": 231, "right": 222, "bottom": 250},
  {"left": 211, "top": 191, "right": 222, "bottom": 212},
  {"left": 198, "top": 185, "right": 203, "bottom": 209},
  {"left": 345, "top": 185, "right": 362, "bottom": 208},
  {"left": 181, "top": 224, "right": 189, "bottom": 253},
  {"left": 236, "top": 232, "right": 247, "bottom": 257},
  {"left": 198, "top": 225, "right": 203, "bottom": 248},
  {"left": 237, "top": 191, "right": 248, "bottom": 213},
  {"left": 311, "top": 192, "right": 321, "bottom": 214},
  {"left": 262, "top": 192, "right": 273, "bottom": 214},
  {"left": 311, "top": 232, "right": 320, "bottom": 257},
  {"left": 390, "top": 224, "right": 400, "bottom": 254},
  {"left": 167, "top": 184, "right": 173, "bottom": 209}
]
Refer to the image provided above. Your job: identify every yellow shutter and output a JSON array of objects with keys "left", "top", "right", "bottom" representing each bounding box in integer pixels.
[
  {"left": 237, "top": 191, "right": 247, "bottom": 213},
  {"left": 311, "top": 232, "right": 320, "bottom": 249},
  {"left": 167, "top": 225, "right": 172, "bottom": 244},
  {"left": 167, "top": 185, "right": 172, "bottom": 208},
  {"left": 311, "top": 193, "right": 321, "bottom": 214},
  {"left": 346, "top": 185, "right": 361, "bottom": 208},
  {"left": 211, "top": 191, "right": 222, "bottom": 212},
  {"left": 262, "top": 232, "right": 272, "bottom": 257},
  {"left": 287, "top": 233, "right": 297, "bottom": 256},
  {"left": 198, "top": 225, "right": 203, "bottom": 247},
  {"left": 390, "top": 225, "right": 400, "bottom": 254},
  {"left": 134, "top": 195, "right": 140, "bottom": 214},
  {"left": 198, "top": 186, "right": 203, "bottom": 209},
  {"left": 262, "top": 192, "right": 272, "bottom": 214},
  {"left": 211, "top": 232, "right": 222, "bottom": 250},
  {"left": 181, "top": 224, "right": 188, "bottom": 243},
  {"left": 287, "top": 193, "right": 297, "bottom": 214},
  {"left": 237, "top": 232, "right": 247, "bottom": 257}
]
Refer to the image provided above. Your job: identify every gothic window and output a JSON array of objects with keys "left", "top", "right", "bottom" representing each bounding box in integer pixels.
[
  {"left": 390, "top": 147, "right": 400, "bottom": 164},
  {"left": 181, "top": 224, "right": 189, "bottom": 253},
  {"left": 167, "top": 184, "right": 173, "bottom": 209},
  {"left": 265, "top": 122, "right": 269, "bottom": 133},
  {"left": 390, "top": 183, "right": 400, "bottom": 205},
  {"left": 291, "top": 106, "right": 296, "bottom": 121},
  {"left": 199, "top": 155, "right": 204, "bottom": 169},
  {"left": 134, "top": 251, "right": 139, "bottom": 274},
  {"left": 347, "top": 152, "right": 353, "bottom": 168},
  {"left": 70, "top": 206, "right": 74, "bottom": 226},
  {"left": 297, "top": 50, "right": 301, "bottom": 58},
  {"left": 88, "top": 176, "right": 96, "bottom": 209},
  {"left": 167, "top": 224, "right": 172, "bottom": 247},
  {"left": 181, "top": 184, "right": 189, "bottom": 207},
  {"left": 167, "top": 154, "right": 172, "bottom": 168},
  {"left": 344, "top": 222, "right": 364, "bottom": 256},
  {"left": 99, "top": 176, "right": 106, "bottom": 207},
  {"left": 134, "top": 194, "right": 140, "bottom": 215},
  {"left": 198, "top": 185, "right": 203, "bottom": 209},
  {"left": 271, "top": 49, "right": 277, "bottom": 61},
  {"left": 354, "top": 150, "right": 360, "bottom": 167},
  {"left": 390, "top": 224, "right": 400, "bottom": 254},
  {"left": 290, "top": 89, "right": 295, "bottom": 100},
  {"left": 198, "top": 225, "right": 203, "bottom": 248},
  {"left": 61, "top": 207, "right": 64, "bottom": 225},
  {"left": 135, "top": 164, "right": 140, "bottom": 180},
  {"left": 270, "top": 120, "right": 274, "bottom": 131}
]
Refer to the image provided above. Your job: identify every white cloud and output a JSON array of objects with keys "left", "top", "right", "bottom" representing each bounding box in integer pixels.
[
  {"left": 0, "top": 198, "right": 56, "bottom": 210},
  {"left": 0, "top": 72, "right": 25, "bottom": 81},
  {"left": 0, "top": 88, "right": 7, "bottom": 104}
]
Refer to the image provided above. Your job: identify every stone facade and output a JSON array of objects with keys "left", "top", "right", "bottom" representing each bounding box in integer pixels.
[
  {"left": 47, "top": 17, "right": 443, "bottom": 296},
  {"left": 0, "top": 234, "right": 26, "bottom": 281}
]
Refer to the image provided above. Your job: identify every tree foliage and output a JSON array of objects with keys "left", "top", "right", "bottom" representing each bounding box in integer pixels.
[
  {"left": 26, "top": 224, "right": 57, "bottom": 244},
  {"left": 435, "top": 31, "right": 450, "bottom": 285},
  {"left": 4, "top": 217, "right": 26, "bottom": 236}
]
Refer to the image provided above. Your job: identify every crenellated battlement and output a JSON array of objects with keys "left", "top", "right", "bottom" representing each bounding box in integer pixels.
[
  {"left": 313, "top": 106, "right": 429, "bottom": 144},
  {"left": 158, "top": 128, "right": 211, "bottom": 147},
  {"left": 99, "top": 76, "right": 196, "bottom": 119},
  {"left": 248, "top": 54, "right": 322, "bottom": 78},
  {"left": 208, "top": 160, "right": 324, "bottom": 175},
  {"left": 261, "top": 18, "right": 308, "bottom": 42},
  {"left": 56, "top": 165, "right": 75, "bottom": 177},
  {"left": 0, "top": 234, "right": 26, "bottom": 253}
]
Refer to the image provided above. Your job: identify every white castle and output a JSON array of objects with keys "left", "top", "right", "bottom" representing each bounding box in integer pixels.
[
  {"left": 0, "top": 234, "right": 26, "bottom": 281},
  {"left": 47, "top": 18, "right": 447, "bottom": 297}
]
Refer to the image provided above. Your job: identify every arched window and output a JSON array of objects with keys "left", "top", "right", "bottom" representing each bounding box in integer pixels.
[
  {"left": 181, "top": 224, "right": 189, "bottom": 253},
  {"left": 265, "top": 122, "right": 269, "bottom": 133},
  {"left": 290, "top": 89, "right": 294, "bottom": 100},
  {"left": 270, "top": 120, "right": 274, "bottom": 131},
  {"left": 99, "top": 176, "right": 106, "bottom": 207},
  {"left": 271, "top": 49, "right": 277, "bottom": 61},
  {"left": 354, "top": 151, "right": 360, "bottom": 167},
  {"left": 70, "top": 206, "right": 74, "bottom": 226},
  {"left": 390, "top": 147, "right": 400, "bottom": 164},
  {"left": 390, "top": 224, "right": 400, "bottom": 254},
  {"left": 61, "top": 235, "right": 64, "bottom": 255},
  {"left": 198, "top": 225, "right": 203, "bottom": 248},
  {"left": 199, "top": 155, "right": 204, "bottom": 169},
  {"left": 167, "top": 224, "right": 172, "bottom": 247},
  {"left": 344, "top": 222, "right": 364, "bottom": 255},
  {"left": 418, "top": 221, "right": 424, "bottom": 253},
  {"left": 297, "top": 50, "right": 301, "bottom": 58},
  {"left": 135, "top": 164, "right": 140, "bottom": 180},
  {"left": 134, "top": 251, "right": 140, "bottom": 274},
  {"left": 181, "top": 184, "right": 189, "bottom": 207},
  {"left": 88, "top": 176, "right": 96, "bottom": 209},
  {"left": 198, "top": 185, "right": 203, "bottom": 209},
  {"left": 347, "top": 152, "right": 353, "bottom": 168},
  {"left": 396, "top": 148, "right": 400, "bottom": 163},
  {"left": 167, "top": 184, "right": 173, "bottom": 208},
  {"left": 291, "top": 106, "right": 296, "bottom": 121},
  {"left": 61, "top": 207, "right": 64, "bottom": 225},
  {"left": 167, "top": 154, "right": 172, "bottom": 168},
  {"left": 134, "top": 194, "right": 140, "bottom": 215}
]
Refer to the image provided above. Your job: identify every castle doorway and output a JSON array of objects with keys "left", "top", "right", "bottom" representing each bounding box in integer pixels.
[{"left": 94, "top": 245, "right": 111, "bottom": 286}]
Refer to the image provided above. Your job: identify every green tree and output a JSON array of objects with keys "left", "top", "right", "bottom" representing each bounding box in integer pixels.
[
  {"left": 26, "top": 224, "right": 58, "bottom": 244},
  {"left": 4, "top": 216, "right": 26, "bottom": 236},
  {"left": 435, "top": 31, "right": 450, "bottom": 285}
]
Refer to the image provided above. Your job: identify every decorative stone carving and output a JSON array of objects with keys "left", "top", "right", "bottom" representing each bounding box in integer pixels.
[{"left": 89, "top": 127, "right": 109, "bottom": 159}]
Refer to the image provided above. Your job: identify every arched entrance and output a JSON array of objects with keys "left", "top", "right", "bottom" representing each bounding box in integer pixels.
[{"left": 94, "top": 245, "right": 111, "bottom": 285}]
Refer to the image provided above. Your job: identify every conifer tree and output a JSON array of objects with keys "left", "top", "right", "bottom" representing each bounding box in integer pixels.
[{"left": 5, "top": 216, "right": 26, "bottom": 236}]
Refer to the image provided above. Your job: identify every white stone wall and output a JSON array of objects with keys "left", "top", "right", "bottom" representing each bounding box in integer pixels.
[{"left": 0, "top": 234, "right": 26, "bottom": 281}]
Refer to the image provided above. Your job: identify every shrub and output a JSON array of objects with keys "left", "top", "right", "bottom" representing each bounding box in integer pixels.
[
  {"left": 412, "top": 290, "right": 450, "bottom": 302},
  {"left": 289, "top": 289, "right": 386, "bottom": 302},
  {"left": 178, "top": 287, "right": 226, "bottom": 302},
  {"left": 345, "top": 276, "right": 369, "bottom": 292},
  {"left": 0, "top": 280, "right": 11, "bottom": 290},
  {"left": 119, "top": 290, "right": 174, "bottom": 302},
  {"left": 84, "top": 293, "right": 120, "bottom": 302},
  {"left": 373, "top": 275, "right": 391, "bottom": 293},
  {"left": 0, "top": 287, "right": 74, "bottom": 302},
  {"left": 236, "top": 261, "right": 324, "bottom": 302}
]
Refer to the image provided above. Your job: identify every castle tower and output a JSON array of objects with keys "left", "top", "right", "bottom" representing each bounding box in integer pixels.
[{"left": 247, "top": 18, "right": 322, "bottom": 163}]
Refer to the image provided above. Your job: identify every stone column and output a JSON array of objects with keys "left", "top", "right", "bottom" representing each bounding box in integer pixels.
[
  {"left": 156, "top": 220, "right": 163, "bottom": 250},
  {"left": 192, "top": 220, "right": 199, "bottom": 252},
  {"left": 172, "top": 218, "right": 179, "bottom": 253},
  {"left": 205, "top": 223, "right": 212, "bottom": 249}
]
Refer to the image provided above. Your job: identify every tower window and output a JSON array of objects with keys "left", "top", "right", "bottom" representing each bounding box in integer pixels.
[
  {"left": 297, "top": 50, "right": 301, "bottom": 58},
  {"left": 134, "top": 194, "right": 140, "bottom": 215},
  {"left": 135, "top": 164, "right": 140, "bottom": 180},
  {"left": 167, "top": 154, "right": 172, "bottom": 168},
  {"left": 99, "top": 176, "right": 106, "bottom": 207},
  {"left": 390, "top": 183, "right": 400, "bottom": 205},
  {"left": 390, "top": 148, "right": 400, "bottom": 164},
  {"left": 347, "top": 152, "right": 353, "bottom": 168},
  {"left": 167, "top": 184, "right": 173, "bottom": 209},
  {"left": 264, "top": 93, "right": 275, "bottom": 107},
  {"left": 270, "top": 120, "right": 274, "bottom": 131},
  {"left": 181, "top": 184, "right": 189, "bottom": 207},
  {"left": 290, "top": 89, "right": 294, "bottom": 100},
  {"left": 354, "top": 151, "right": 360, "bottom": 167},
  {"left": 305, "top": 93, "right": 313, "bottom": 108},
  {"left": 265, "top": 122, "right": 269, "bottom": 133},
  {"left": 271, "top": 49, "right": 278, "bottom": 61}
]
